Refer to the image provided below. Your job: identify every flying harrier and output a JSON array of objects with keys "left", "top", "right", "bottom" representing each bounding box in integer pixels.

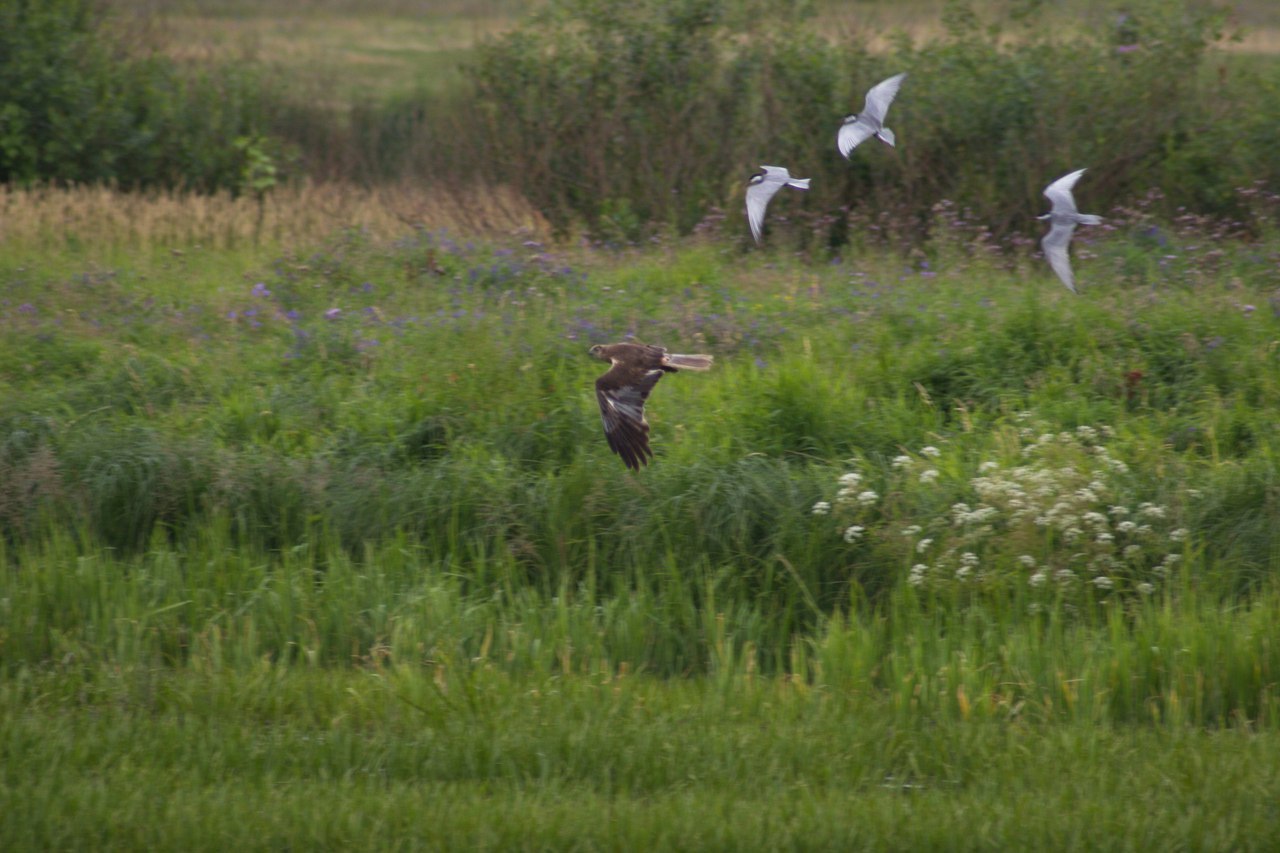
[
  {"left": 588, "top": 343, "right": 713, "bottom": 470},
  {"left": 1039, "top": 168, "right": 1103, "bottom": 293}
]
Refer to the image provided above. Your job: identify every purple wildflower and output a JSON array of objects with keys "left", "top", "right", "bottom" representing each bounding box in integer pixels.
[{"left": 251, "top": 282, "right": 271, "bottom": 298}]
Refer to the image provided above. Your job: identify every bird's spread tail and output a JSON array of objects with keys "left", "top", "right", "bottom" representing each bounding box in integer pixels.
[
  {"left": 664, "top": 354, "right": 714, "bottom": 371},
  {"left": 1077, "top": 214, "right": 1103, "bottom": 226},
  {"left": 788, "top": 178, "right": 811, "bottom": 191},
  {"left": 877, "top": 127, "right": 896, "bottom": 147}
]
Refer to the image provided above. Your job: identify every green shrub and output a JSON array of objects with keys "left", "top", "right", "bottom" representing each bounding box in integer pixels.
[
  {"left": 463, "top": 0, "right": 852, "bottom": 237},
  {"left": 0, "top": 0, "right": 279, "bottom": 191}
]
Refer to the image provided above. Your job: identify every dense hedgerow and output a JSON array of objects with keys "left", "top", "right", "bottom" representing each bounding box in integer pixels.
[{"left": 448, "top": 0, "right": 1280, "bottom": 242}]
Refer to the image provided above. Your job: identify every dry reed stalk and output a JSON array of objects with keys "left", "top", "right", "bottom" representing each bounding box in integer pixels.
[
  {"left": 1226, "top": 28, "right": 1280, "bottom": 54},
  {"left": 820, "top": 6, "right": 1278, "bottom": 55},
  {"left": 0, "top": 180, "right": 550, "bottom": 251}
]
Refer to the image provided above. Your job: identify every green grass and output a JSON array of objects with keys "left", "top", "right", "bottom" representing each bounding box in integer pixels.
[
  {"left": 3, "top": 205, "right": 1280, "bottom": 845},
  {"left": 4, "top": 527, "right": 1279, "bottom": 723},
  {"left": 5, "top": 666, "right": 1280, "bottom": 850},
  {"left": 5, "top": 0, "right": 1279, "bottom": 844}
]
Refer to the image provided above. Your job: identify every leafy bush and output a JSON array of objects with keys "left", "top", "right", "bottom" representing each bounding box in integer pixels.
[{"left": 0, "top": 0, "right": 279, "bottom": 191}]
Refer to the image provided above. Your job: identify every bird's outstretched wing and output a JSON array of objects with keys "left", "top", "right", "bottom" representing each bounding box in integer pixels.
[
  {"left": 1043, "top": 168, "right": 1087, "bottom": 215},
  {"left": 745, "top": 180, "right": 784, "bottom": 244},
  {"left": 595, "top": 366, "right": 665, "bottom": 470},
  {"left": 863, "top": 72, "right": 907, "bottom": 123},
  {"left": 1041, "top": 223, "right": 1078, "bottom": 293},
  {"left": 837, "top": 118, "right": 877, "bottom": 158}
]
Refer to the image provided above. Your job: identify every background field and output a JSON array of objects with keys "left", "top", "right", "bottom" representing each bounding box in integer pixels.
[{"left": 3, "top": 0, "right": 1280, "bottom": 848}]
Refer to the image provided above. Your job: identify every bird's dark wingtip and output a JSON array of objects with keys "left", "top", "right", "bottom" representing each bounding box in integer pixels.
[{"left": 606, "top": 430, "right": 652, "bottom": 471}]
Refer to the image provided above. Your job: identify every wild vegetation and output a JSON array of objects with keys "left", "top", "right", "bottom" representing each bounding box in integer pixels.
[
  {"left": 3, "top": 0, "right": 1280, "bottom": 848},
  {"left": 461, "top": 0, "right": 1280, "bottom": 239},
  {"left": 4, "top": 177, "right": 1280, "bottom": 844},
  {"left": 10, "top": 1, "right": 1280, "bottom": 239},
  {"left": 0, "top": 0, "right": 277, "bottom": 192}
]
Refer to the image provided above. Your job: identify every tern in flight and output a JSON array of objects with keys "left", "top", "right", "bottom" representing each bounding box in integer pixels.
[
  {"left": 838, "top": 72, "right": 907, "bottom": 157},
  {"left": 745, "top": 165, "right": 811, "bottom": 244},
  {"left": 1039, "top": 168, "right": 1102, "bottom": 293}
]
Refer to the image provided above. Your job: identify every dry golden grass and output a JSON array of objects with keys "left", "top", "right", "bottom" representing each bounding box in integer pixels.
[
  {"left": 150, "top": 13, "right": 513, "bottom": 101},
  {"left": 1229, "top": 27, "right": 1280, "bottom": 54},
  {"left": 0, "top": 181, "right": 550, "bottom": 253},
  {"left": 158, "top": 14, "right": 505, "bottom": 63},
  {"left": 820, "top": 2, "right": 1280, "bottom": 55},
  {"left": 110, "top": 0, "right": 1280, "bottom": 113}
]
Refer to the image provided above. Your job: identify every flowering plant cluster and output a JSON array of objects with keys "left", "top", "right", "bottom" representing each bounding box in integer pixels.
[{"left": 816, "top": 420, "right": 1193, "bottom": 604}]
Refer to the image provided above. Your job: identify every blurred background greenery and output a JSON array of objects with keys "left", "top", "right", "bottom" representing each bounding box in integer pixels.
[{"left": 6, "top": 0, "right": 1279, "bottom": 242}]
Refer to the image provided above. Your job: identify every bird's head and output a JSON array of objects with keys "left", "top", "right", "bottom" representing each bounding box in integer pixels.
[
  {"left": 842, "top": 114, "right": 859, "bottom": 125},
  {"left": 588, "top": 344, "right": 606, "bottom": 361},
  {"left": 747, "top": 171, "right": 764, "bottom": 185}
]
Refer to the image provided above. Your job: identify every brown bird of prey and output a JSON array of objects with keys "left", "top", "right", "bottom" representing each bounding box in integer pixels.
[{"left": 588, "top": 343, "right": 713, "bottom": 470}]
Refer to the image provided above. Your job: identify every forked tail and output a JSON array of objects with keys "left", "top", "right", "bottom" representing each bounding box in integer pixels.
[
  {"left": 664, "top": 354, "right": 714, "bottom": 371},
  {"left": 1077, "top": 214, "right": 1103, "bottom": 225},
  {"left": 877, "top": 127, "right": 896, "bottom": 147},
  {"left": 788, "top": 178, "right": 811, "bottom": 191}
]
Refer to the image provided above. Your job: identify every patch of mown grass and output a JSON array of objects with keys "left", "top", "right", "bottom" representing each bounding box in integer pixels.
[{"left": 2, "top": 664, "right": 1279, "bottom": 850}]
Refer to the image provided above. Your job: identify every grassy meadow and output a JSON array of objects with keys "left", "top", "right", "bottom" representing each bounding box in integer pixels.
[
  {"left": 4, "top": 178, "right": 1280, "bottom": 847},
  {"left": 4, "top": 0, "right": 1280, "bottom": 849}
]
